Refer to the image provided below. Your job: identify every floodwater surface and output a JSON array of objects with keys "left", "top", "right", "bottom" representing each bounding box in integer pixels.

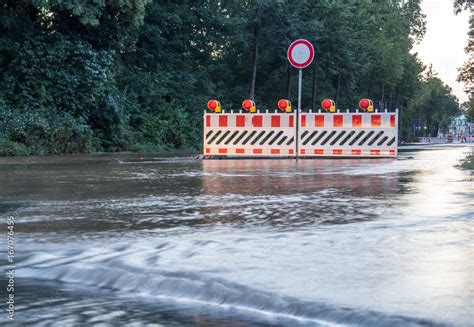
[{"left": 0, "top": 147, "right": 473, "bottom": 326}]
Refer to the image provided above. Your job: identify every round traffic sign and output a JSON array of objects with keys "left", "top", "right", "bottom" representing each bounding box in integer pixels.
[{"left": 287, "top": 39, "right": 314, "bottom": 69}]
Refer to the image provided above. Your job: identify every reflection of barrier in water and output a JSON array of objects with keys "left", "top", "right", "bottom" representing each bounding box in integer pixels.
[
  {"left": 203, "top": 100, "right": 398, "bottom": 159},
  {"left": 202, "top": 159, "right": 399, "bottom": 197},
  {"left": 201, "top": 159, "right": 400, "bottom": 226}
]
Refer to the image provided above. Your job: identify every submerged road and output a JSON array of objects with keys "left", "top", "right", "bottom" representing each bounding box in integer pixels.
[{"left": 0, "top": 146, "right": 472, "bottom": 326}]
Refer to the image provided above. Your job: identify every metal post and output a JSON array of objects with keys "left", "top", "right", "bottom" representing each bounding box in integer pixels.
[{"left": 297, "top": 69, "right": 302, "bottom": 158}]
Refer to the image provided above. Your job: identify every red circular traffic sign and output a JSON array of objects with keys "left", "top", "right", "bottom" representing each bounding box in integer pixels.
[{"left": 287, "top": 39, "right": 314, "bottom": 68}]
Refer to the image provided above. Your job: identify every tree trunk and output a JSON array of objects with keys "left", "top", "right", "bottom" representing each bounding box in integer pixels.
[
  {"left": 335, "top": 73, "right": 341, "bottom": 107},
  {"left": 388, "top": 89, "right": 393, "bottom": 111},
  {"left": 367, "top": 72, "right": 373, "bottom": 98},
  {"left": 395, "top": 86, "right": 401, "bottom": 142},
  {"left": 286, "top": 66, "right": 292, "bottom": 99},
  {"left": 249, "top": 24, "right": 259, "bottom": 100},
  {"left": 399, "top": 104, "right": 403, "bottom": 143},
  {"left": 381, "top": 83, "right": 385, "bottom": 110},
  {"left": 395, "top": 86, "right": 399, "bottom": 110},
  {"left": 311, "top": 66, "right": 317, "bottom": 110}
]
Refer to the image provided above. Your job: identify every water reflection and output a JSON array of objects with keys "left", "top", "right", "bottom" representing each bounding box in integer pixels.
[
  {"left": 202, "top": 158, "right": 400, "bottom": 196},
  {"left": 200, "top": 159, "right": 401, "bottom": 227}
]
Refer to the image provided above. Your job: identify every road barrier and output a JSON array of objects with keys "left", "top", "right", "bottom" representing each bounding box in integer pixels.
[
  {"left": 203, "top": 108, "right": 398, "bottom": 159},
  {"left": 203, "top": 111, "right": 296, "bottom": 157},
  {"left": 298, "top": 110, "right": 398, "bottom": 157}
]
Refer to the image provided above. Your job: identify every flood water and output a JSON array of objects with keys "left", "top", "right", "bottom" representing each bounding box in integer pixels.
[{"left": 0, "top": 147, "right": 473, "bottom": 326}]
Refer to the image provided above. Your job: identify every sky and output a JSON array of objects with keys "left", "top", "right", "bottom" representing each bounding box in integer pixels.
[{"left": 413, "top": 0, "right": 470, "bottom": 103}]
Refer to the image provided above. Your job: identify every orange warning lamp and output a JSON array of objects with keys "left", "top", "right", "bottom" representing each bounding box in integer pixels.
[
  {"left": 207, "top": 100, "right": 221, "bottom": 113},
  {"left": 277, "top": 99, "right": 292, "bottom": 113},
  {"left": 321, "top": 99, "right": 336, "bottom": 112},
  {"left": 242, "top": 99, "right": 256, "bottom": 113},
  {"left": 359, "top": 99, "right": 373, "bottom": 112}
]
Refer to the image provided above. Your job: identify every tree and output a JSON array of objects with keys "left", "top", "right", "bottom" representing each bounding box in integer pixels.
[
  {"left": 461, "top": 99, "right": 474, "bottom": 120},
  {"left": 454, "top": 0, "right": 473, "bottom": 14},
  {"left": 411, "top": 66, "right": 460, "bottom": 136},
  {"left": 457, "top": 15, "right": 473, "bottom": 96},
  {"left": 454, "top": 0, "right": 473, "bottom": 123}
]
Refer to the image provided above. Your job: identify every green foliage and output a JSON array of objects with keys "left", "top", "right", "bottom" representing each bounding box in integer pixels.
[
  {"left": 2, "top": 34, "right": 114, "bottom": 116},
  {"left": 0, "top": 138, "right": 30, "bottom": 156},
  {"left": 457, "top": 14, "right": 473, "bottom": 96},
  {"left": 0, "top": 0, "right": 464, "bottom": 155},
  {"left": 459, "top": 149, "right": 474, "bottom": 170},
  {"left": 0, "top": 99, "right": 92, "bottom": 155},
  {"left": 454, "top": 2, "right": 472, "bottom": 124},
  {"left": 417, "top": 72, "right": 459, "bottom": 135},
  {"left": 462, "top": 98, "right": 474, "bottom": 120},
  {"left": 399, "top": 65, "right": 460, "bottom": 138}
]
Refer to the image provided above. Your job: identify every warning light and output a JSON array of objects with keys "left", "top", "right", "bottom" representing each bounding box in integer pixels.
[
  {"left": 242, "top": 99, "right": 256, "bottom": 113},
  {"left": 277, "top": 99, "right": 292, "bottom": 113},
  {"left": 359, "top": 99, "right": 373, "bottom": 112},
  {"left": 207, "top": 100, "right": 221, "bottom": 113},
  {"left": 321, "top": 99, "right": 336, "bottom": 112}
]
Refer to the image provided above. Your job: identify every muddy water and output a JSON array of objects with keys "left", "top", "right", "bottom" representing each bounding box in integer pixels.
[{"left": 0, "top": 148, "right": 473, "bottom": 326}]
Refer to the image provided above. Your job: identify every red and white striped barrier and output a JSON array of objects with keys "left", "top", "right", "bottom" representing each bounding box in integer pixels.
[
  {"left": 203, "top": 110, "right": 398, "bottom": 158},
  {"left": 203, "top": 111, "right": 296, "bottom": 157},
  {"left": 298, "top": 110, "right": 398, "bottom": 158}
]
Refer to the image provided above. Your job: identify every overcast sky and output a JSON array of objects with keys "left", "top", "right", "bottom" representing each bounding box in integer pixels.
[{"left": 413, "top": 0, "right": 470, "bottom": 103}]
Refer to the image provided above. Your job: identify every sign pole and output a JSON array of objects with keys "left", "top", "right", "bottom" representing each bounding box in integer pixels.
[
  {"left": 287, "top": 39, "right": 314, "bottom": 159},
  {"left": 297, "top": 69, "right": 302, "bottom": 158}
]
